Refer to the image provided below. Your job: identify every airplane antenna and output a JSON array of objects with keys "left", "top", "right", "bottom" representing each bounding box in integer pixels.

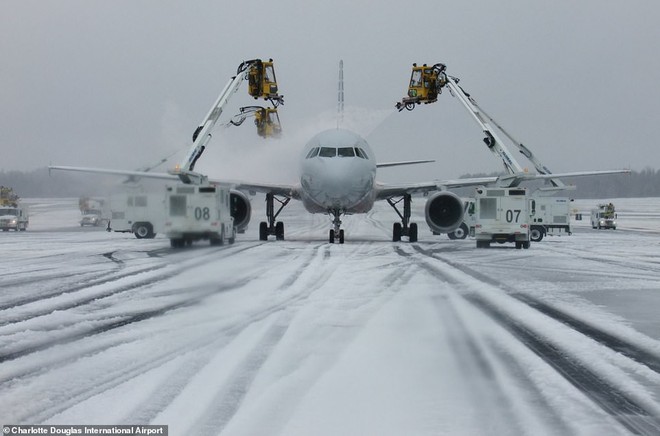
[{"left": 337, "top": 59, "right": 344, "bottom": 129}]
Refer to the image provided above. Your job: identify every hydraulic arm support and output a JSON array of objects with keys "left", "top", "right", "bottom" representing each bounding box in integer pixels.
[
  {"left": 444, "top": 78, "right": 525, "bottom": 176},
  {"left": 173, "top": 59, "right": 283, "bottom": 184}
]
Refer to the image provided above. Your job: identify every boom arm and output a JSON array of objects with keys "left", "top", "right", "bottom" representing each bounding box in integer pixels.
[
  {"left": 174, "top": 60, "right": 259, "bottom": 184},
  {"left": 466, "top": 99, "right": 566, "bottom": 189},
  {"left": 443, "top": 77, "right": 525, "bottom": 175}
]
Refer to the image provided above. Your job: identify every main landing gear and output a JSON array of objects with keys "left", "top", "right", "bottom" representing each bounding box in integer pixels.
[
  {"left": 328, "top": 209, "right": 345, "bottom": 244},
  {"left": 259, "top": 192, "right": 290, "bottom": 241},
  {"left": 387, "top": 194, "right": 418, "bottom": 242}
]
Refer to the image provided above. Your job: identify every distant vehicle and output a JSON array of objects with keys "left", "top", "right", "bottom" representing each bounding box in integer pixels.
[
  {"left": 591, "top": 203, "right": 617, "bottom": 229},
  {"left": 472, "top": 186, "right": 531, "bottom": 249},
  {"left": 529, "top": 196, "right": 572, "bottom": 242},
  {"left": 0, "top": 186, "right": 28, "bottom": 231},
  {"left": 79, "top": 197, "right": 107, "bottom": 227}
]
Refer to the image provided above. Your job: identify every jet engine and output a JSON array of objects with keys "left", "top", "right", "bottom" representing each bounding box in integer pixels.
[
  {"left": 230, "top": 190, "right": 252, "bottom": 233},
  {"left": 424, "top": 191, "right": 464, "bottom": 234}
]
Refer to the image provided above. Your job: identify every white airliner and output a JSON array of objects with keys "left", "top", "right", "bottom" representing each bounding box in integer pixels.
[{"left": 50, "top": 62, "right": 629, "bottom": 244}]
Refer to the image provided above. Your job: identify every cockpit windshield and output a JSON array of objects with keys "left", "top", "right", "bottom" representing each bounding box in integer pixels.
[
  {"left": 338, "top": 147, "right": 355, "bottom": 157},
  {"left": 306, "top": 146, "right": 370, "bottom": 159},
  {"left": 319, "top": 147, "right": 337, "bottom": 158}
]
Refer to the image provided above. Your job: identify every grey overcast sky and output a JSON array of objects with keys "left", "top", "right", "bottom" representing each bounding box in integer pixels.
[{"left": 1, "top": 0, "right": 659, "bottom": 185}]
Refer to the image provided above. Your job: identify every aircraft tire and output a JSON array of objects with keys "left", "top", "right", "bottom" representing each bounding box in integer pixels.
[
  {"left": 409, "top": 223, "right": 418, "bottom": 243},
  {"left": 275, "top": 221, "right": 284, "bottom": 241},
  {"left": 392, "top": 223, "right": 402, "bottom": 242}
]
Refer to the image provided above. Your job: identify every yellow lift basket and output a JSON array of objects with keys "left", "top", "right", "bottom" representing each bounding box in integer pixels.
[
  {"left": 247, "top": 59, "right": 283, "bottom": 105},
  {"left": 254, "top": 107, "right": 282, "bottom": 138},
  {"left": 396, "top": 63, "right": 448, "bottom": 111}
]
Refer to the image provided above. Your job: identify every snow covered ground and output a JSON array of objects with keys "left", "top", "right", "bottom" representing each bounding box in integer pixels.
[{"left": 2, "top": 197, "right": 660, "bottom": 435}]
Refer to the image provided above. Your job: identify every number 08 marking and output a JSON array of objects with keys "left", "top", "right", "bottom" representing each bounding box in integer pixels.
[{"left": 195, "top": 207, "right": 210, "bottom": 220}]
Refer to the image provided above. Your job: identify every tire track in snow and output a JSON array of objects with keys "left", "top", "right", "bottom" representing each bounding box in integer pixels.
[
  {"left": 402, "top": 244, "right": 660, "bottom": 435},
  {"left": 0, "top": 242, "right": 266, "bottom": 326},
  {"left": 431, "top": 294, "right": 526, "bottom": 435},
  {"left": 541, "top": 243, "right": 660, "bottom": 279},
  {"left": 413, "top": 245, "right": 660, "bottom": 377},
  {"left": 0, "top": 244, "right": 268, "bottom": 366},
  {"left": 3, "top": 272, "right": 296, "bottom": 423},
  {"left": 125, "top": 242, "right": 416, "bottom": 432},
  {"left": 121, "top": 242, "right": 346, "bottom": 424},
  {"left": 464, "top": 295, "right": 660, "bottom": 436},
  {"left": 190, "top": 318, "right": 292, "bottom": 436},
  {"left": 9, "top": 242, "right": 336, "bottom": 423},
  {"left": 0, "top": 265, "right": 169, "bottom": 326}
]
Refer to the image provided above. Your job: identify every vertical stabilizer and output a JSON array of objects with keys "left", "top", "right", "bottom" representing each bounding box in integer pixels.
[{"left": 337, "top": 60, "right": 344, "bottom": 128}]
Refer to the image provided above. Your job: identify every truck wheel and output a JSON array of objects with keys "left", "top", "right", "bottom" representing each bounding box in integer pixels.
[
  {"left": 452, "top": 223, "right": 468, "bottom": 240},
  {"left": 515, "top": 242, "right": 522, "bottom": 249},
  {"left": 530, "top": 227, "right": 544, "bottom": 242},
  {"left": 134, "top": 223, "right": 152, "bottom": 239},
  {"left": 523, "top": 241, "right": 530, "bottom": 249}
]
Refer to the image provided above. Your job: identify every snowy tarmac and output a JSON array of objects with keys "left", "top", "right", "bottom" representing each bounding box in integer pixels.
[{"left": 2, "top": 197, "right": 660, "bottom": 435}]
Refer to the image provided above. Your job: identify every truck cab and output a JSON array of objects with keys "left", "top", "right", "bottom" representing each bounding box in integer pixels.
[
  {"left": 0, "top": 205, "right": 28, "bottom": 231},
  {"left": 590, "top": 203, "right": 617, "bottom": 229}
]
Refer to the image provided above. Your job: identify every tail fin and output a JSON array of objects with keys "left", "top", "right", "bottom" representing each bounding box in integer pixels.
[{"left": 337, "top": 59, "right": 344, "bottom": 128}]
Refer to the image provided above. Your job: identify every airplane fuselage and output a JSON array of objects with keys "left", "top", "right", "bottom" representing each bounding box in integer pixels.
[{"left": 299, "top": 129, "right": 377, "bottom": 215}]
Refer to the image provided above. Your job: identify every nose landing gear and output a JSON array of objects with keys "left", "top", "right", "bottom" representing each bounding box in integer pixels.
[{"left": 328, "top": 209, "right": 345, "bottom": 244}]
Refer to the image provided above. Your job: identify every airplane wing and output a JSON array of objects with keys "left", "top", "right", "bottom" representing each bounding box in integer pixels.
[
  {"left": 374, "top": 168, "right": 630, "bottom": 200},
  {"left": 48, "top": 165, "right": 180, "bottom": 181},
  {"left": 376, "top": 159, "right": 435, "bottom": 168},
  {"left": 494, "top": 169, "right": 631, "bottom": 188},
  {"left": 49, "top": 165, "right": 300, "bottom": 198},
  {"left": 375, "top": 176, "right": 499, "bottom": 199}
]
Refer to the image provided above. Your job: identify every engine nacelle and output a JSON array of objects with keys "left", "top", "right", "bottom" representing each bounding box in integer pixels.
[
  {"left": 230, "top": 190, "right": 252, "bottom": 233},
  {"left": 425, "top": 191, "right": 465, "bottom": 234}
]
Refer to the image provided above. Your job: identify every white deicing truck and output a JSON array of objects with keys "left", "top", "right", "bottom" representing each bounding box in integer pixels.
[
  {"left": 529, "top": 196, "right": 572, "bottom": 241},
  {"left": 0, "top": 186, "right": 28, "bottom": 231},
  {"left": 590, "top": 203, "right": 617, "bottom": 229},
  {"left": 471, "top": 186, "right": 531, "bottom": 249},
  {"left": 164, "top": 183, "right": 236, "bottom": 248},
  {"left": 109, "top": 183, "right": 236, "bottom": 247}
]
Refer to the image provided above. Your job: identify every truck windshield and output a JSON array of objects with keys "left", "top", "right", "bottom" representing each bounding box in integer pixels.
[{"left": 0, "top": 208, "right": 17, "bottom": 215}]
